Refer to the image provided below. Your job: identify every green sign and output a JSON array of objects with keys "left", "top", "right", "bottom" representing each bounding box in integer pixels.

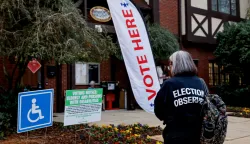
[
  {"left": 64, "top": 88, "right": 103, "bottom": 126},
  {"left": 65, "top": 89, "right": 103, "bottom": 106}
]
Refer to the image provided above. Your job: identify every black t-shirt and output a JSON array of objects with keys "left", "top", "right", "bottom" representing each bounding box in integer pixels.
[{"left": 154, "top": 75, "right": 206, "bottom": 143}]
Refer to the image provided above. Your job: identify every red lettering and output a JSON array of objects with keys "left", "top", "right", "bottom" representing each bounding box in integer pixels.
[
  {"left": 122, "top": 10, "right": 133, "bottom": 17},
  {"left": 139, "top": 66, "right": 150, "bottom": 76},
  {"left": 147, "top": 89, "right": 156, "bottom": 101},
  {"left": 137, "top": 55, "right": 148, "bottom": 65},
  {"left": 123, "top": 9, "right": 157, "bottom": 103},
  {"left": 132, "top": 39, "right": 143, "bottom": 51},
  {"left": 126, "top": 19, "right": 136, "bottom": 28},
  {"left": 143, "top": 75, "right": 153, "bottom": 87},
  {"left": 128, "top": 29, "right": 140, "bottom": 38}
]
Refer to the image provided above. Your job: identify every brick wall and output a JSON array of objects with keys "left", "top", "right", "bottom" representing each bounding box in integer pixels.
[
  {"left": 112, "top": 59, "right": 129, "bottom": 89},
  {"left": 0, "top": 57, "right": 114, "bottom": 112},
  {"left": 159, "top": 0, "right": 179, "bottom": 34},
  {"left": 100, "top": 60, "right": 111, "bottom": 81},
  {"left": 61, "top": 64, "right": 67, "bottom": 98},
  {"left": 42, "top": 63, "right": 67, "bottom": 112},
  {"left": 0, "top": 57, "right": 19, "bottom": 89},
  {"left": 0, "top": 58, "right": 60, "bottom": 112},
  {"left": 159, "top": 0, "right": 216, "bottom": 87},
  {"left": 43, "top": 62, "right": 57, "bottom": 112},
  {"left": 183, "top": 47, "right": 215, "bottom": 85}
]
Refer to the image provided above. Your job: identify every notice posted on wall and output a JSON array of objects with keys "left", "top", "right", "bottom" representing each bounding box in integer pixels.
[{"left": 64, "top": 88, "right": 103, "bottom": 126}]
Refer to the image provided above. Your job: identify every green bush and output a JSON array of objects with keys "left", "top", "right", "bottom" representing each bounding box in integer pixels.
[
  {"left": 0, "top": 113, "right": 12, "bottom": 139},
  {"left": 0, "top": 87, "right": 23, "bottom": 138},
  {"left": 214, "top": 20, "right": 250, "bottom": 86},
  {"left": 114, "top": 24, "right": 179, "bottom": 60},
  {"left": 215, "top": 84, "right": 250, "bottom": 107}
]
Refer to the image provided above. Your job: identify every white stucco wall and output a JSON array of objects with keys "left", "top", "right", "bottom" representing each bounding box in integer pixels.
[
  {"left": 181, "top": 0, "right": 249, "bottom": 36},
  {"left": 182, "top": 0, "right": 208, "bottom": 35},
  {"left": 240, "top": 0, "right": 249, "bottom": 18},
  {"left": 192, "top": 14, "right": 208, "bottom": 37},
  {"left": 191, "top": 0, "right": 208, "bottom": 10}
]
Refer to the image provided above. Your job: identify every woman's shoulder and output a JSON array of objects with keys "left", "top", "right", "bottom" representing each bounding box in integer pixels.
[
  {"left": 163, "top": 75, "right": 201, "bottom": 83},
  {"left": 162, "top": 77, "right": 178, "bottom": 86},
  {"left": 165, "top": 76, "right": 201, "bottom": 84}
]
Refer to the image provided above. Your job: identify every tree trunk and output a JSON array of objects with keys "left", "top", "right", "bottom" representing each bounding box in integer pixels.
[{"left": 14, "top": 61, "right": 29, "bottom": 91}]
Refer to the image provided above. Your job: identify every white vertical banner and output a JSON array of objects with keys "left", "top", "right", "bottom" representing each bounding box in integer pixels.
[{"left": 107, "top": 0, "right": 160, "bottom": 114}]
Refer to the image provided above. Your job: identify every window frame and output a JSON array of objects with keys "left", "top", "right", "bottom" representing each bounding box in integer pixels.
[
  {"left": 208, "top": 61, "right": 229, "bottom": 86},
  {"left": 75, "top": 62, "right": 100, "bottom": 85},
  {"left": 210, "top": 0, "right": 240, "bottom": 17}
]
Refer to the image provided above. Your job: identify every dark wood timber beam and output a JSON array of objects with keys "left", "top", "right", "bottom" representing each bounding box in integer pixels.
[{"left": 150, "top": 0, "right": 159, "bottom": 23}]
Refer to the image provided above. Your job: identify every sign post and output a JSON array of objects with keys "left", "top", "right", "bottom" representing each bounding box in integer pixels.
[
  {"left": 17, "top": 89, "right": 54, "bottom": 133},
  {"left": 64, "top": 89, "right": 103, "bottom": 126}
]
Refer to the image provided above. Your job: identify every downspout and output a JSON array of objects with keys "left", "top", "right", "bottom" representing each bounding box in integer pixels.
[
  {"left": 178, "top": 0, "right": 183, "bottom": 49},
  {"left": 150, "top": 0, "right": 160, "bottom": 24},
  {"left": 56, "top": 64, "right": 63, "bottom": 112}
]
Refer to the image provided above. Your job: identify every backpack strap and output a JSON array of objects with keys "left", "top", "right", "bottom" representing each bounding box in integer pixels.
[
  {"left": 200, "top": 78, "right": 209, "bottom": 96},
  {"left": 199, "top": 78, "right": 209, "bottom": 117}
]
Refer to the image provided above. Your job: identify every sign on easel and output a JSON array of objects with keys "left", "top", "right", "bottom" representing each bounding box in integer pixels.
[
  {"left": 64, "top": 89, "right": 103, "bottom": 126},
  {"left": 17, "top": 89, "right": 54, "bottom": 133}
]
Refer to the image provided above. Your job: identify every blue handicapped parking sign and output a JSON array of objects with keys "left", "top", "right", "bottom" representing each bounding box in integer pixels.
[{"left": 17, "top": 89, "right": 54, "bottom": 133}]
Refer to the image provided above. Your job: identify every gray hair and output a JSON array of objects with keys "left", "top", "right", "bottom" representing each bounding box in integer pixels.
[
  {"left": 169, "top": 50, "right": 197, "bottom": 76},
  {"left": 89, "top": 81, "right": 95, "bottom": 85}
]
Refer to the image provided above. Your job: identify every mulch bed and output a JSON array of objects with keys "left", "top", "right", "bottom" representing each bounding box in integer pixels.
[
  {"left": 227, "top": 107, "right": 250, "bottom": 118},
  {"left": 0, "top": 122, "right": 163, "bottom": 144}
]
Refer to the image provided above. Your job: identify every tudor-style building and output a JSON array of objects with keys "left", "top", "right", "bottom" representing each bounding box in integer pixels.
[
  {"left": 180, "top": 0, "right": 249, "bottom": 89},
  {"left": 41, "top": 0, "right": 248, "bottom": 112},
  {"left": 68, "top": 0, "right": 250, "bottom": 112},
  {"left": 1, "top": 0, "right": 248, "bottom": 112},
  {"left": 158, "top": 0, "right": 249, "bottom": 90}
]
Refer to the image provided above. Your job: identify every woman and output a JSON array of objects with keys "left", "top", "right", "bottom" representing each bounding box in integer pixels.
[
  {"left": 156, "top": 62, "right": 168, "bottom": 86},
  {"left": 88, "top": 81, "right": 104, "bottom": 111},
  {"left": 156, "top": 63, "right": 165, "bottom": 86},
  {"left": 88, "top": 81, "right": 95, "bottom": 89},
  {"left": 154, "top": 50, "right": 208, "bottom": 144}
]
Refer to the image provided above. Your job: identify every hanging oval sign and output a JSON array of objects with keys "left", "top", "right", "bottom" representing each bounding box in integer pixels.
[{"left": 90, "top": 6, "right": 112, "bottom": 22}]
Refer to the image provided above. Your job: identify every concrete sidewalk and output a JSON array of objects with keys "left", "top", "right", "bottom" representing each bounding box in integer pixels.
[{"left": 54, "top": 110, "right": 250, "bottom": 143}]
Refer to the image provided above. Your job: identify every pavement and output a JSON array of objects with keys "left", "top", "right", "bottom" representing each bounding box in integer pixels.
[{"left": 54, "top": 110, "right": 250, "bottom": 144}]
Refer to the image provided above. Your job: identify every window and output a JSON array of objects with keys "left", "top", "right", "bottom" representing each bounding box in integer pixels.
[
  {"left": 209, "top": 62, "right": 229, "bottom": 86},
  {"left": 212, "top": 0, "right": 238, "bottom": 16},
  {"left": 75, "top": 62, "right": 100, "bottom": 85},
  {"left": 193, "top": 59, "right": 199, "bottom": 67}
]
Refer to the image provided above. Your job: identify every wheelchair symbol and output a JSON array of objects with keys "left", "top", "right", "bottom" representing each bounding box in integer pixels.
[{"left": 27, "top": 98, "right": 44, "bottom": 123}]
